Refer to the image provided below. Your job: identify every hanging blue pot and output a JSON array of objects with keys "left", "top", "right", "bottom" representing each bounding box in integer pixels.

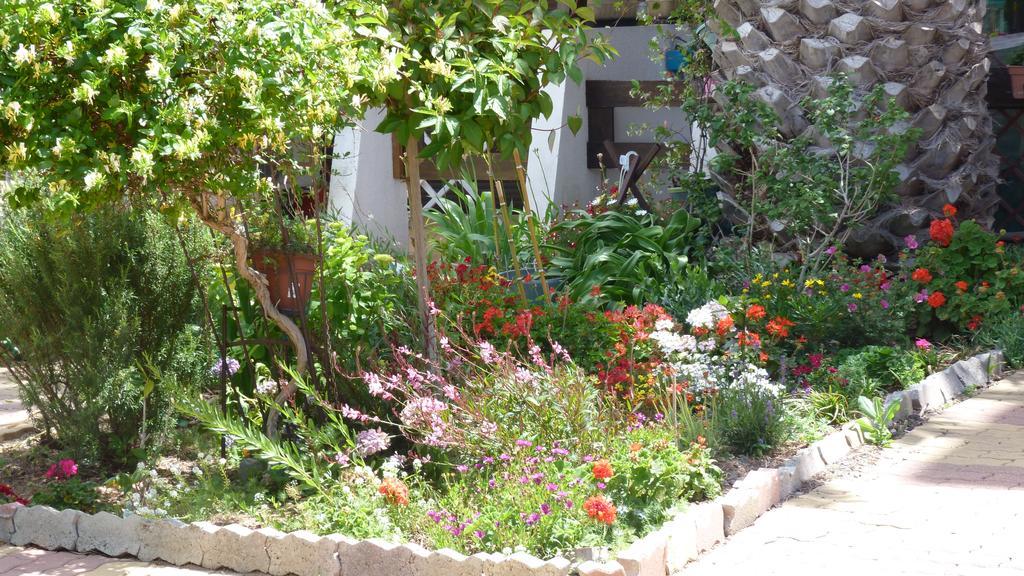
[{"left": 664, "top": 49, "right": 685, "bottom": 74}]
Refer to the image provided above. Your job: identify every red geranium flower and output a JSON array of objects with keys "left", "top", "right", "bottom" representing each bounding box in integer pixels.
[
  {"left": 928, "top": 291, "right": 947, "bottom": 308},
  {"left": 378, "top": 477, "right": 410, "bottom": 506},
  {"left": 930, "top": 219, "right": 955, "bottom": 247},
  {"left": 911, "top": 268, "right": 933, "bottom": 284},
  {"left": 592, "top": 459, "right": 614, "bottom": 480},
  {"left": 955, "top": 281, "right": 969, "bottom": 292},
  {"left": 943, "top": 203, "right": 958, "bottom": 217},
  {"left": 745, "top": 304, "right": 766, "bottom": 322},
  {"left": 583, "top": 495, "right": 617, "bottom": 525},
  {"left": 765, "top": 316, "right": 795, "bottom": 338},
  {"left": 590, "top": 285, "right": 602, "bottom": 297},
  {"left": 967, "top": 315, "right": 983, "bottom": 331}
]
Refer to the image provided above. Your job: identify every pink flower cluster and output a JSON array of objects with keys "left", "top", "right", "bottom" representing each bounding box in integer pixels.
[{"left": 44, "top": 459, "right": 78, "bottom": 481}]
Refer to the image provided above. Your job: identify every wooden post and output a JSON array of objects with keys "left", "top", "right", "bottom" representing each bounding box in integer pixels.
[
  {"left": 404, "top": 137, "right": 437, "bottom": 359},
  {"left": 513, "top": 149, "right": 552, "bottom": 303},
  {"left": 494, "top": 179, "right": 528, "bottom": 301}
]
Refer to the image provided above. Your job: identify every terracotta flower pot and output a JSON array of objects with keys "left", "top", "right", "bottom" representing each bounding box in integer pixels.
[
  {"left": 250, "top": 249, "right": 319, "bottom": 317},
  {"left": 1009, "top": 66, "right": 1024, "bottom": 99}
]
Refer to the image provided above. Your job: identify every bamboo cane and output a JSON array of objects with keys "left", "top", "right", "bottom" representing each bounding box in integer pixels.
[
  {"left": 494, "top": 179, "right": 528, "bottom": 301},
  {"left": 512, "top": 149, "right": 552, "bottom": 303}
]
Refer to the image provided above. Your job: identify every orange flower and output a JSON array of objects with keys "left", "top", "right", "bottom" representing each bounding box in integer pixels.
[
  {"left": 378, "top": 478, "right": 410, "bottom": 506},
  {"left": 695, "top": 435, "right": 707, "bottom": 447},
  {"left": 592, "top": 459, "right": 614, "bottom": 480},
  {"left": 765, "top": 316, "right": 795, "bottom": 338},
  {"left": 930, "top": 219, "right": 954, "bottom": 247},
  {"left": 715, "top": 316, "right": 735, "bottom": 336},
  {"left": 583, "top": 495, "right": 617, "bottom": 525},
  {"left": 928, "top": 291, "right": 946, "bottom": 308},
  {"left": 629, "top": 443, "right": 643, "bottom": 453},
  {"left": 955, "top": 281, "right": 969, "bottom": 292},
  {"left": 911, "top": 268, "right": 933, "bottom": 284},
  {"left": 737, "top": 331, "right": 761, "bottom": 348},
  {"left": 745, "top": 304, "right": 766, "bottom": 322},
  {"left": 759, "top": 351, "right": 769, "bottom": 362},
  {"left": 943, "top": 203, "right": 958, "bottom": 217}
]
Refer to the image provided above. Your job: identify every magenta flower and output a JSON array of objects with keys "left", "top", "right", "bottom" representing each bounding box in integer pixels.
[
  {"left": 44, "top": 459, "right": 78, "bottom": 480},
  {"left": 847, "top": 302, "right": 858, "bottom": 312},
  {"left": 880, "top": 299, "right": 890, "bottom": 310},
  {"left": 914, "top": 290, "right": 929, "bottom": 304},
  {"left": 859, "top": 265, "right": 871, "bottom": 273},
  {"left": 915, "top": 338, "right": 932, "bottom": 350},
  {"left": 825, "top": 246, "right": 838, "bottom": 255},
  {"left": 905, "top": 235, "right": 919, "bottom": 250},
  {"left": 840, "top": 283, "right": 851, "bottom": 293}
]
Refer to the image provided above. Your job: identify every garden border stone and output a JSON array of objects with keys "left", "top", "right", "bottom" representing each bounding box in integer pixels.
[{"left": 0, "top": 350, "right": 1002, "bottom": 576}]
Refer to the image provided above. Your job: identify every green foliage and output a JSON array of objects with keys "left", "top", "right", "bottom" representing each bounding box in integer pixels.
[
  {"left": 180, "top": 368, "right": 358, "bottom": 496},
  {"left": 313, "top": 221, "right": 418, "bottom": 371},
  {"left": 782, "top": 396, "right": 830, "bottom": 445},
  {"left": 714, "top": 383, "right": 787, "bottom": 457},
  {"left": 0, "top": 0, "right": 378, "bottom": 215},
  {"left": 657, "top": 265, "right": 724, "bottom": 323},
  {"left": 424, "top": 184, "right": 535, "bottom": 272},
  {"left": 855, "top": 395, "right": 900, "bottom": 447},
  {"left": 546, "top": 207, "right": 704, "bottom": 306},
  {"left": 837, "top": 346, "right": 925, "bottom": 398},
  {"left": 974, "top": 312, "right": 1024, "bottom": 368},
  {"left": 374, "top": 1, "right": 615, "bottom": 169},
  {"left": 0, "top": 208, "right": 209, "bottom": 466},
  {"left": 31, "top": 477, "right": 101, "bottom": 513}
]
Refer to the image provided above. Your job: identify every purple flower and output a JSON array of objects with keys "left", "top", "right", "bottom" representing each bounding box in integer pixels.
[
  {"left": 515, "top": 439, "right": 532, "bottom": 448},
  {"left": 825, "top": 246, "right": 838, "bottom": 255},
  {"left": 482, "top": 456, "right": 494, "bottom": 465},
  {"left": 524, "top": 513, "right": 540, "bottom": 526},
  {"left": 877, "top": 254, "right": 888, "bottom": 264},
  {"left": 859, "top": 265, "right": 871, "bottom": 273},
  {"left": 880, "top": 299, "right": 890, "bottom": 310},
  {"left": 596, "top": 482, "right": 606, "bottom": 490},
  {"left": 905, "top": 235, "right": 919, "bottom": 250},
  {"left": 551, "top": 448, "right": 570, "bottom": 456},
  {"left": 541, "top": 503, "right": 552, "bottom": 515},
  {"left": 474, "top": 530, "right": 486, "bottom": 539},
  {"left": 499, "top": 453, "right": 511, "bottom": 462},
  {"left": 880, "top": 282, "right": 891, "bottom": 291},
  {"left": 334, "top": 452, "right": 350, "bottom": 467},
  {"left": 488, "top": 479, "right": 496, "bottom": 489},
  {"left": 840, "top": 283, "right": 851, "bottom": 293},
  {"left": 546, "top": 483, "right": 559, "bottom": 491},
  {"left": 915, "top": 338, "right": 932, "bottom": 350},
  {"left": 355, "top": 428, "right": 391, "bottom": 457},
  {"left": 456, "top": 465, "right": 469, "bottom": 473},
  {"left": 914, "top": 289, "right": 929, "bottom": 304},
  {"left": 847, "top": 302, "right": 858, "bottom": 312},
  {"left": 209, "top": 357, "right": 240, "bottom": 378}
]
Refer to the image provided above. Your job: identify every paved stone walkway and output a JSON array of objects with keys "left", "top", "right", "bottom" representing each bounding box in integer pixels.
[
  {"left": 0, "top": 369, "right": 33, "bottom": 441},
  {"left": 0, "top": 544, "right": 250, "bottom": 575},
  {"left": 681, "top": 372, "right": 1024, "bottom": 576}
]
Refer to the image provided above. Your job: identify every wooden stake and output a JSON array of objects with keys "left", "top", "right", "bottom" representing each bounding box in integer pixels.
[
  {"left": 513, "top": 149, "right": 552, "bottom": 303},
  {"left": 494, "top": 179, "right": 528, "bottom": 301},
  {"left": 405, "top": 136, "right": 437, "bottom": 359}
]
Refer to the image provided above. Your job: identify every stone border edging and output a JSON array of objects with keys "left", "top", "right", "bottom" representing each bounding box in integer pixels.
[{"left": 0, "top": 351, "right": 1004, "bottom": 576}]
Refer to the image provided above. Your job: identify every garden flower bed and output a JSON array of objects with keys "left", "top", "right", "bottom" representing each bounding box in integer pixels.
[{"left": 0, "top": 351, "right": 1003, "bottom": 576}]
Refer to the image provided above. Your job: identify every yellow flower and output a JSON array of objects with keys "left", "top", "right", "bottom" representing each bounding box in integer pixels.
[
  {"left": 803, "top": 278, "right": 817, "bottom": 288},
  {"left": 781, "top": 279, "right": 794, "bottom": 288},
  {"left": 853, "top": 293, "right": 863, "bottom": 299},
  {"left": 760, "top": 280, "right": 772, "bottom": 288}
]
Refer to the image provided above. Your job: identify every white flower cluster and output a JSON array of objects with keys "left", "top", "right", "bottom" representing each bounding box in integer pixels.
[
  {"left": 686, "top": 300, "right": 730, "bottom": 330},
  {"left": 650, "top": 329, "right": 697, "bottom": 356},
  {"left": 729, "top": 362, "right": 783, "bottom": 396}
]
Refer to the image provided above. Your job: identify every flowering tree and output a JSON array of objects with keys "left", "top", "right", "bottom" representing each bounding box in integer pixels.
[{"left": 0, "top": 0, "right": 385, "bottom": 387}]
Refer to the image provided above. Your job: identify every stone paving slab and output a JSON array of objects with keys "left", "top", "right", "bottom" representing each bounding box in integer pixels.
[
  {"left": 677, "top": 372, "right": 1024, "bottom": 576},
  {"left": 0, "top": 369, "right": 32, "bottom": 441},
  {"left": 0, "top": 544, "right": 254, "bottom": 575}
]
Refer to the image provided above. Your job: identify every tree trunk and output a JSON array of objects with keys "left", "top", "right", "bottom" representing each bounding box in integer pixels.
[
  {"left": 710, "top": 0, "right": 999, "bottom": 255},
  {"left": 191, "top": 194, "right": 307, "bottom": 434}
]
